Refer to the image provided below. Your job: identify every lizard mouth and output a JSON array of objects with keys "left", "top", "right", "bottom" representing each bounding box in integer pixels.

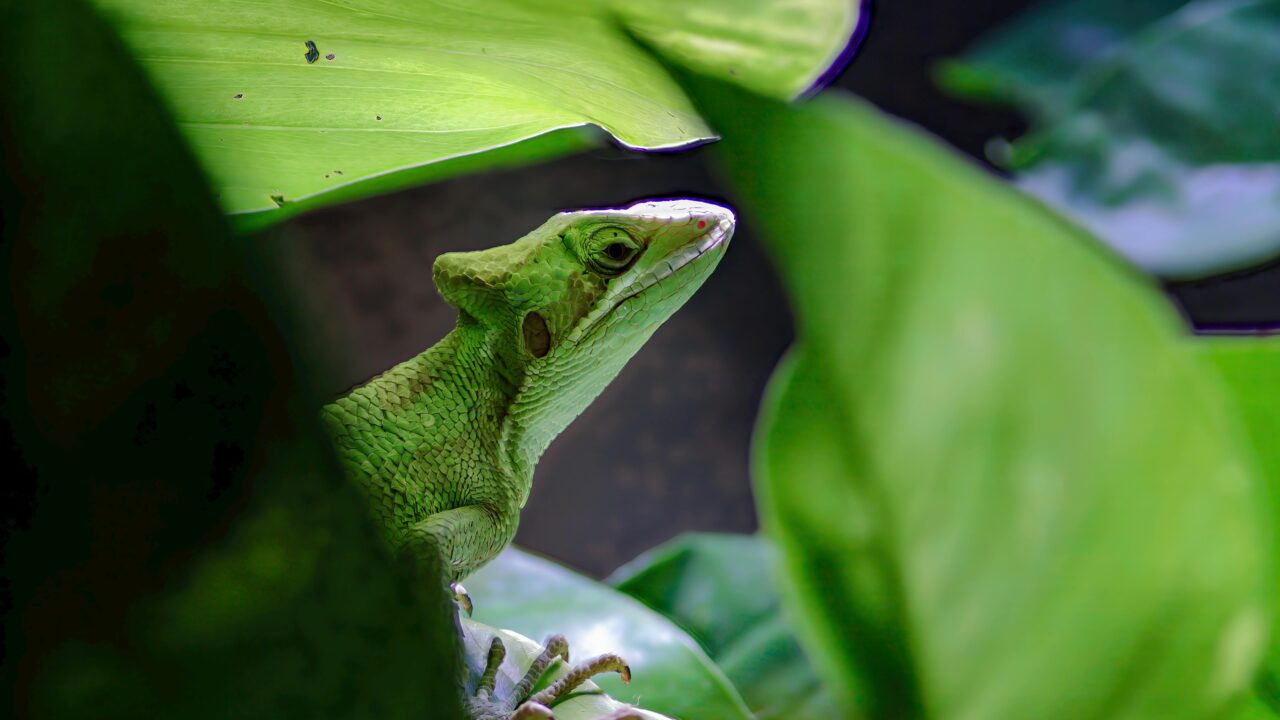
[{"left": 570, "top": 220, "right": 732, "bottom": 343}]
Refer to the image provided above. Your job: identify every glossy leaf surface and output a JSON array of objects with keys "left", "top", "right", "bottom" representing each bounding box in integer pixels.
[
  {"left": 467, "top": 547, "right": 754, "bottom": 720},
  {"left": 609, "top": 533, "right": 841, "bottom": 720},
  {"left": 92, "top": 0, "right": 854, "bottom": 222}
]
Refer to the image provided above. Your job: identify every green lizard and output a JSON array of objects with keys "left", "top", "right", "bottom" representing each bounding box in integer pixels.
[{"left": 321, "top": 199, "right": 734, "bottom": 719}]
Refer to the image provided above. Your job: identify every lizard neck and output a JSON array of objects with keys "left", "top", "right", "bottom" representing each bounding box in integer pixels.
[{"left": 329, "top": 318, "right": 530, "bottom": 500}]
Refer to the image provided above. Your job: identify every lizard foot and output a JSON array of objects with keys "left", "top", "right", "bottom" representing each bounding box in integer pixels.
[{"left": 465, "top": 634, "right": 637, "bottom": 720}]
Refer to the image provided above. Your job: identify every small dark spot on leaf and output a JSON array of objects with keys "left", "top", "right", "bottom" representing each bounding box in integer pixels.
[
  {"left": 304, "top": 40, "right": 319, "bottom": 64},
  {"left": 728, "top": 68, "right": 737, "bottom": 76},
  {"left": 233, "top": 93, "right": 243, "bottom": 99},
  {"left": 334, "top": 169, "right": 344, "bottom": 175},
  {"left": 325, "top": 174, "right": 330, "bottom": 179},
  {"left": 376, "top": 115, "right": 382, "bottom": 121},
  {"left": 270, "top": 194, "right": 286, "bottom": 207},
  {"left": 325, "top": 53, "right": 335, "bottom": 60}
]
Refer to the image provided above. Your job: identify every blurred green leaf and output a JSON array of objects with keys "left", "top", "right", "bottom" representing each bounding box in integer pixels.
[
  {"left": 1196, "top": 336, "right": 1280, "bottom": 717},
  {"left": 936, "top": 0, "right": 1191, "bottom": 109},
  {"left": 466, "top": 547, "right": 754, "bottom": 720},
  {"left": 609, "top": 533, "right": 842, "bottom": 720},
  {"left": 0, "top": 0, "right": 463, "bottom": 717},
  {"left": 460, "top": 619, "right": 671, "bottom": 720},
  {"left": 943, "top": 0, "right": 1280, "bottom": 278},
  {"left": 1235, "top": 691, "right": 1280, "bottom": 719},
  {"left": 612, "top": 0, "right": 861, "bottom": 100},
  {"left": 683, "top": 72, "right": 1273, "bottom": 719}
]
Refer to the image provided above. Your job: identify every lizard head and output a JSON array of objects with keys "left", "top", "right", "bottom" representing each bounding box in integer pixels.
[{"left": 432, "top": 198, "right": 733, "bottom": 464}]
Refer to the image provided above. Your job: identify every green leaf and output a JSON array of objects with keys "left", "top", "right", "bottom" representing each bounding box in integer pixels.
[
  {"left": 936, "top": 0, "right": 1191, "bottom": 109},
  {"left": 460, "top": 619, "right": 672, "bottom": 720},
  {"left": 1196, "top": 336, "right": 1280, "bottom": 716},
  {"left": 942, "top": 0, "right": 1280, "bottom": 277},
  {"left": 90, "top": 0, "right": 712, "bottom": 216},
  {"left": 682, "top": 72, "right": 1273, "bottom": 719},
  {"left": 609, "top": 533, "right": 843, "bottom": 720},
  {"left": 466, "top": 547, "right": 754, "bottom": 720},
  {"left": 229, "top": 126, "right": 598, "bottom": 234},
  {"left": 612, "top": 0, "right": 862, "bottom": 100}
]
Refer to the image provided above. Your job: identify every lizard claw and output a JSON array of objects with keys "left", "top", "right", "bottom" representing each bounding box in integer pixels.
[{"left": 452, "top": 582, "right": 474, "bottom": 616}]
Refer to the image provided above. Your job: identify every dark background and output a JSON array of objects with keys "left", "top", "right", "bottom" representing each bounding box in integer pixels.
[{"left": 269, "top": 0, "right": 1280, "bottom": 578}]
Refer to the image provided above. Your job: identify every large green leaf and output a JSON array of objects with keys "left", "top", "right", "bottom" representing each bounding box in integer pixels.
[
  {"left": 466, "top": 547, "right": 754, "bottom": 720},
  {"left": 609, "top": 533, "right": 842, "bottom": 720},
  {"left": 942, "top": 0, "right": 1280, "bottom": 278},
  {"left": 90, "top": 0, "right": 707, "bottom": 217},
  {"left": 682, "top": 72, "right": 1273, "bottom": 718},
  {"left": 460, "top": 619, "right": 671, "bottom": 720},
  {"left": 91, "top": 0, "right": 855, "bottom": 223}
]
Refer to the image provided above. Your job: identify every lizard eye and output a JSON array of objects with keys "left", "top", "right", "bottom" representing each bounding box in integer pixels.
[{"left": 587, "top": 227, "right": 639, "bottom": 275}]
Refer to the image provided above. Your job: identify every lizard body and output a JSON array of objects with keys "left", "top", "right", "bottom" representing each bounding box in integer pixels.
[{"left": 321, "top": 199, "right": 733, "bottom": 587}]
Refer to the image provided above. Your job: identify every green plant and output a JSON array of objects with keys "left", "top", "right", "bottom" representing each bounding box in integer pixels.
[{"left": 6, "top": 0, "right": 1278, "bottom": 719}]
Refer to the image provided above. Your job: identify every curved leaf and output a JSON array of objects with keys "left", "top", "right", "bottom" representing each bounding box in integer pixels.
[
  {"left": 91, "top": 0, "right": 857, "bottom": 223},
  {"left": 466, "top": 547, "right": 754, "bottom": 720},
  {"left": 91, "top": 0, "right": 713, "bottom": 216},
  {"left": 683, "top": 72, "right": 1273, "bottom": 718},
  {"left": 612, "top": 0, "right": 863, "bottom": 100},
  {"left": 609, "top": 533, "right": 841, "bottom": 720},
  {"left": 460, "top": 619, "right": 671, "bottom": 720}
]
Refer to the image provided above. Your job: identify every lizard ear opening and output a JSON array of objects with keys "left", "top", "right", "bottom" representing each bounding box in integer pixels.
[
  {"left": 432, "top": 251, "right": 511, "bottom": 320},
  {"left": 522, "top": 311, "right": 551, "bottom": 358}
]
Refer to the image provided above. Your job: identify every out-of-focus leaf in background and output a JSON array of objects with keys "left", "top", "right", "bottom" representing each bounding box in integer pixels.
[
  {"left": 681, "top": 72, "right": 1273, "bottom": 719},
  {"left": 608, "top": 533, "right": 841, "bottom": 720},
  {"left": 459, "top": 619, "right": 671, "bottom": 720},
  {"left": 91, "top": 0, "right": 855, "bottom": 223},
  {"left": 465, "top": 547, "right": 755, "bottom": 720},
  {"left": 1197, "top": 336, "right": 1280, "bottom": 716},
  {"left": 937, "top": 0, "right": 1192, "bottom": 109},
  {"left": 0, "top": 0, "right": 463, "bottom": 717},
  {"left": 940, "top": 0, "right": 1280, "bottom": 278},
  {"left": 612, "top": 0, "right": 863, "bottom": 100}
]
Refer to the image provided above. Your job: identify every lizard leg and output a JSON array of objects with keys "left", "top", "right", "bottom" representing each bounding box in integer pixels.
[
  {"left": 466, "top": 632, "right": 635, "bottom": 719},
  {"left": 400, "top": 504, "right": 512, "bottom": 585}
]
